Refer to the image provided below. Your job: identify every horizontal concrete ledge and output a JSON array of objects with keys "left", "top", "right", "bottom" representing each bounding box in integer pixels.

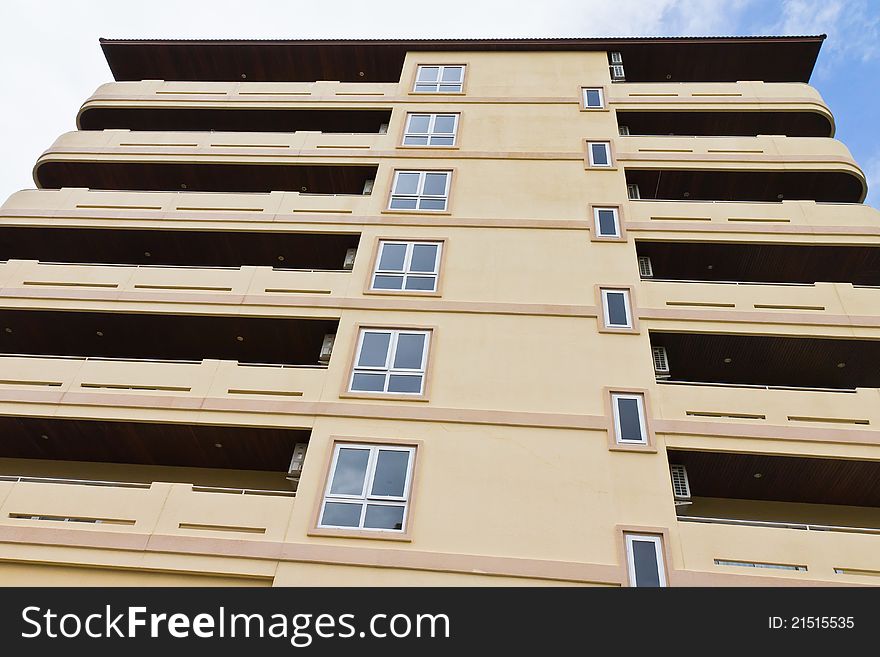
[
  {"left": 0, "top": 390, "right": 608, "bottom": 431},
  {"left": 0, "top": 524, "right": 625, "bottom": 585}
]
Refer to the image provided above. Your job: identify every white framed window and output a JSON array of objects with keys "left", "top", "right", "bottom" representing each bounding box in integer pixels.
[
  {"left": 625, "top": 534, "right": 667, "bottom": 587},
  {"left": 403, "top": 113, "right": 459, "bottom": 146},
  {"left": 414, "top": 65, "right": 465, "bottom": 93},
  {"left": 350, "top": 328, "right": 430, "bottom": 395},
  {"left": 593, "top": 206, "right": 621, "bottom": 238},
  {"left": 372, "top": 241, "right": 442, "bottom": 292},
  {"left": 601, "top": 288, "right": 633, "bottom": 328},
  {"left": 389, "top": 170, "right": 451, "bottom": 211},
  {"left": 588, "top": 141, "right": 613, "bottom": 167},
  {"left": 612, "top": 393, "right": 648, "bottom": 444},
  {"left": 582, "top": 87, "right": 605, "bottom": 109},
  {"left": 319, "top": 443, "right": 415, "bottom": 532}
]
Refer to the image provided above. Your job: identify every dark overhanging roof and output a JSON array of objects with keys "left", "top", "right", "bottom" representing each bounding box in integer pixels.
[{"left": 98, "top": 36, "right": 826, "bottom": 84}]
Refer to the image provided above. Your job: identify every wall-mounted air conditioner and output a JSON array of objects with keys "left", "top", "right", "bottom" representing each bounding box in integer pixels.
[
  {"left": 319, "top": 333, "right": 336, "bottom": 364},
  {"left": 652, "top": 346, "right": 670, "bottom": 377},
  {"left": 343, "top": 248, "right": 357, "bottom": 270},
  {"left": 618, "top": 125, "right": 631, "bottom": 136},
  {"left": 286, "top": 442, "right": 308, "bottom": 482},
  {"left": 627, "top": 183, "right": 641, "bottom": 200},
  {"left": 638, "top": 256, "right": 654, "bottom": 278},
  {"left": 669, "top": 464, "right": 691, "bottom": 504},
  {"left": 362, "top": 179, "right": 375, "bottom": 195}
]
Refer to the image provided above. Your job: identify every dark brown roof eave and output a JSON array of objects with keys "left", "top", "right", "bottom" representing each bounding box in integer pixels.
[{"left": 97, "top": 35, "right": 827, "bottom": 84}]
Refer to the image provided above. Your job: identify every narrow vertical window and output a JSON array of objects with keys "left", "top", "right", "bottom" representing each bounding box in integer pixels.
[
  {"left": 414, "top": 65, "right": 465, "bottom": 93},
  {"left": 372, "top": 241, "right": 442, "bottom": 292},
  {"left": 601, "top": 288, "right": 633, "bottom": 329},
  {"left": 320, "top": 443, "right": 415, "bottom": 532},
  {"left": 611, "top": 393, "right": 648, "bottom": 444},
  {"left": 593, "top": 206, "right": 621, "bottom": 238},
  {"left": 389, "top": 170, "right": 451, "bottom": 211},
  {"left": 350, "top": 328, "right": 430, "bottom": 395},
  {"left": 625, "top": 534, "right": 667, "bottom": 587},
  {"left": 582, "top": 87, "right": 605, "bottom": 109},
  {"left": 403, "top": 113, "right": 459, "bottom": 146},
  {"left": 588, "top": 141, "right": 613, "bottom": 167}
]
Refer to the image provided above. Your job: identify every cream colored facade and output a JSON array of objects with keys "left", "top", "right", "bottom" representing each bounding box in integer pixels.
[{"left": 0, "top": 38, "right": 878, "bottom": 587}]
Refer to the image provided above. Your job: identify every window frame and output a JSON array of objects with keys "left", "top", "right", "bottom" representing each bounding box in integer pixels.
[
  {"left": 347, "top": 327, "right": 432, "bottom": 398},
  {"left": 611, "top": 392, "right": 649, "bottom": 445},
  {"left": 624, "top": 533, "right": 667, "bottom": 587},
  {"left": 369, "top": 239, "right": 444, "bottom": 294},
  {"left": 591, "top": 205, "right": 622, "bottom": 240},
  {"left": 586, "top": 140, "right": 614, "bottom": 168},
  {"left": 601, "top": 288, "right": 633, "bottom": 329},
  {"left": 318, "top": 442, "right": 416, "bottom": 533},
  {"left": 402, "top": 113, "right": 460, "bottom": 147},
  {"left": 581, "top": 87, "right": 606, "bottom": 110},
  {"left": 412, "top": 65, "right": 466, "bottom": 94},
  {"left": 387, "top": 170, "right": 452, "bottom": 213}
]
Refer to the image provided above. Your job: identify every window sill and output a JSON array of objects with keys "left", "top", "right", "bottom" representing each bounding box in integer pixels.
[
  {"left": 381, "top": 209, "right": 452, "bottom": 216},
  {"left": 608, "top": 444, "right": 657, "bottom": 454},
  {"left": 308, "top": 527, "right": 413, "bottom": 542},
  {"left": 396, "top": 144, "right": 460, "bottom": 151},
  {"left": 408, "top": 91, "right": 466, "bottom": 96},
  {"left": 363, "top": 288, "right": 442, "bottom": 298},
  {"left": 340, "top": 391, "right": 430, "bottom": 402}
]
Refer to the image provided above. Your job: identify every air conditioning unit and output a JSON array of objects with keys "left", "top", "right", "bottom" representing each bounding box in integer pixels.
[
  {"left": 626, "top": 183, "right": 641, "bottom": 200},
  {"left": 610, "top": 64, "right": 626, "bottom": 81},
  {"left": 652, "top": 346, "right": 670, "bottom": 377},
  {"left": 343, "top": 248, "right": 357, "bottom": 270},
  {"left": 362, "top": 178, "right": 375, "bottom": 195},
  {"left": 610, "top": 51, "right": 624, "bottom": 64},
  {"left": 318, "top": 333, "right": 336, "bottom": 364},
  {"left": 378, "top": 123, "right": 389, "bottom": 134},
  {"left": 669, "top": 464, "right": 691, "bottom": 503},
  {"left": 285, "top": 442, "right": 308, "bottom": 482},
  {"left": 638, "top": 255, "right": 654, "bottom": 278},
  {"left": 618, "top": 125, "right": 631, "bottom": 136}
]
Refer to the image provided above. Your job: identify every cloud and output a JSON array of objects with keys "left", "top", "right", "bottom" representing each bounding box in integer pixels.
[{"left": 775, "top": 0, "right": 880, "bottom": 63}]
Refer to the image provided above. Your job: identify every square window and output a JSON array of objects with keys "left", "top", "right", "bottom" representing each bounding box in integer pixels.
[
  {"left": 601, "top": 288, "right": 633, "bottom": 329},
  {"left": 625, "top": 534, "right": 667, "bottom": 587},
  {"left": 582, "top": 87, "right": 605, "bottom": 109},
  {"left": 371, "top": 241, "right": 442, "bottom": 292},
  {"left": 593, "top": 206, "right": 621, "bottom": 238},
  {"left": 320, "top": 443, "right": 415, "bottom": 533},
  {"left": 588, "top": 141, "right": 613, "bottom": 167},
  {"left": 403, "top": 113, "right": 459, "bottom": 147},
  {"left": 414, "top": 65, "right": 465, "bottom": 93},
  {"left": 389, "top": 170, "right": 451, "bottom": 212},
  {"left": 350, "top": 328, "right": 431, "bottom": 395},
  {"left": 611, "top": 393, "right": 648, "bottom": 444}
]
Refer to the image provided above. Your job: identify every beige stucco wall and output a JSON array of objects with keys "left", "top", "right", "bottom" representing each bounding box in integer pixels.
[{"left": 0, "top": 49, "right": 878, "bottom": 586}]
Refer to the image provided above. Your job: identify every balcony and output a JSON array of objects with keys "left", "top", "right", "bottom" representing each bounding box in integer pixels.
[
  {"left": 0, "top": 227, "right": 359, "bottom": 269},
  {"left": 669, "top": 449, "right": 880, "bottom": 582},
  {"left": 609, "top": 81, "right": 833, "bottom": 136},
  {"left": 0, "top": 188, "right": 375, "bottom": 230},
  {"left": 655, "top": 378, "right": 880, "bottom": 429},
  {"left": 623, "top": 198, "right": 880, "bottom": 239},
  {"left": 0, "top": 308, "right": 337, "bottom": 366},
  {"left": 79, "top": 81, "right": 399, "bottom": 131},
  {"left": 0, "top": 477, "right": 296, "bottom": 541},
  {"left": 637, "top": 242, "right": 880, "bottom": 286},
  {"left": 640, "top": 280, "right": 880, "bottom": 327},
  {"left": 650, "top": 331, "right": 880, "bottom": 390},
  {"left": 34, "top": 131, "right": 381, "bottom": 193},
  {"left": 620, "top": 136, "right": 866, "bottom": 203}
]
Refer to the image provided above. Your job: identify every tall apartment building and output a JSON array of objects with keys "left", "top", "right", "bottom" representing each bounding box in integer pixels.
[{"left": 0, "top": 35, "right": 877, "bottom": 587}]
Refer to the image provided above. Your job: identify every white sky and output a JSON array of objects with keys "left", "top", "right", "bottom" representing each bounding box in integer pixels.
[{"left": 0, "top": 0, "right": 876, "bottom": 202}]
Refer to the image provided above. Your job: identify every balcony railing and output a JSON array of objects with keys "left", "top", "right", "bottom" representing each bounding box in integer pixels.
[
  {"left": 678, "top": 515, "right": 880, "bottom": 536},
  {"left": 0, "top": 477, "right": 297, "bottom": 540}
]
